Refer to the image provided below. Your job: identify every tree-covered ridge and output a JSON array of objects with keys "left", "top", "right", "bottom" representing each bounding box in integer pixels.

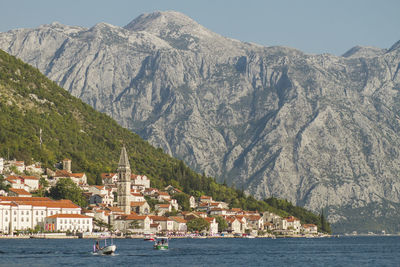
[{"left": 0, "top": 49, "right": 329, "bottom": 231}]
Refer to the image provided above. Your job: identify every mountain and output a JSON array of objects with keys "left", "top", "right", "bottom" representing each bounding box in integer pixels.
[
  {"left": 1, "top": 11, "right": 400, "bottom": 233},
  {"left": 0, "top": 48, "right": 324, "bottom": 228}
]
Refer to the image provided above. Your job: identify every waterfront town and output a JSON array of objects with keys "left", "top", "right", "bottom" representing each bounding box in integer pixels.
[{"left": 0, "top": 147, "right": 322, "bottom": 238}]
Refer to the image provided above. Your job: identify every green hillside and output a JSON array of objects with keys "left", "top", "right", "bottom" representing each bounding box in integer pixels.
[{"left": 0, "top": 49, "right": 328, "bottom": 231}]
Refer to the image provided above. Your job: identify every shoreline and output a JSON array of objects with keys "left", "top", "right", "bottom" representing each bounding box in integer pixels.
[{"left": 0, "top": 234, "right": 331, "bottom": 239}]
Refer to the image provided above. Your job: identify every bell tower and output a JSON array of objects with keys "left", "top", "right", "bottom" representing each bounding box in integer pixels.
[{"left": 117, "top": 145, "right": 131, "bottom": 214}]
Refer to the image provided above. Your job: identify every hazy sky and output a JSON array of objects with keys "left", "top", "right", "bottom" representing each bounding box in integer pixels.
[{"left": 1, "top": 0, "right": 399, "bottom": 55}]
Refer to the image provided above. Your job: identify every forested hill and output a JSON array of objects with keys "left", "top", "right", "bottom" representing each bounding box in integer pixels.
[{"left": 0, "top": 49, "right": 327, "bottom": 230}]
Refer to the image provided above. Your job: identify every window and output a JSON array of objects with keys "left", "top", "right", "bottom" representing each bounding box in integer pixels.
[
  {"left": 5, "top": 217, "right": 7, "bottom": 222},
  {"left": 22, "top": 218, "right": 24, "bottom": 222},
  {"left": 36, "top": 211, "right": 38, "bottom": 215},
  {"left": 5, "top": 211, "right": 7, "bottom": 215},
  {"left": 41, "top": 211, "right": 44, "bottom": 215}
]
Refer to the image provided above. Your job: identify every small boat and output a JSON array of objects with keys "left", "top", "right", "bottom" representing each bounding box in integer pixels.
[
  {"left": 144, "top": 233, "right": 155, "bottom": 241},
  {"left": 153, "top": 237, "right": 169, "bottom": 250},
  {"left": 93, "top": 236, "right": 116, "bottom": 255}
]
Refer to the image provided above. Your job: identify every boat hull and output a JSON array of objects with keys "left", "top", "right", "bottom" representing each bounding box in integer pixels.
[
  {"left": 99, "top": 245, "right": 116, "bottom": 255},
  {"left": 154, "top": 245, "right": 168, "bottom": 250}
]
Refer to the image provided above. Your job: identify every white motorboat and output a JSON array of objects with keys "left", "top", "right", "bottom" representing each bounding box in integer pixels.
[{"left": 94, "top": 237, "right": 116, "bottom": 255}]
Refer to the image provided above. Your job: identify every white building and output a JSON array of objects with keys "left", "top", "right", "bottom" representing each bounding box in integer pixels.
[
  {"left": 20, "top": 176, "right": 40, "bottom": 191},
  {"left": 101, "top": 173, "right": 118, "bottom": 185},
  {"left": 205, "top": 217, "right": 219, "bottom": 235},
  {"left": 0, "top": 196, "right": 81, "bottom": 234},
  {"left": 45, "top": 214, "right": 93, "bottom": 232},
  {"left": 302, "top": 224, "right": 318, "bottom": 234},
  {"left": 285, "top": 216, "right": 301, "bottom": 233},
  {"left": 170, "top": 216, "right": 187, "bottom": 233},
  {"left": 25, "top": 164, "right": 43, "bottom": 175},
  {"left": 131, "top": 174, "right": 150, "bottom": 189},
  {"left": 114, "top": 214, "right": 151, "bottom": 233},
  {"left": 4, "top": 176, "right": 39, "bottom": 192},
  {"left": 150, "top": 216, "right": 174, "bottom": 232}
]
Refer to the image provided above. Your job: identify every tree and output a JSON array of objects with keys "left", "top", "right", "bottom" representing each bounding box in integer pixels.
[
  {"left": 214, "top": 216, "right": 228, "bottom": 232},
  {"left": 186, "top": 218, "right": 209, "bottom": 232},
  {"left": 48, "top": 178, "right": 87, "bottom": 207},
  {"left": 129, "top": 220, "right": 140, "bottom": 230},
  {"left": 0, "top": 175, "right": 10, "bottom": 192},
  {"left": 93, "top": 218, "right": 108, "bottom": 231},
  {"left": 320, "top": 208, "right": 331, "bottom": 234},
  {"left": 173, "top": 193, "right": 190, "bottom": 211}
]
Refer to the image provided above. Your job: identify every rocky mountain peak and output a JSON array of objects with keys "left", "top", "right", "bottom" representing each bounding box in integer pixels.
[
  {"left": 123, "top": 11, "right": 230, "bottom": 51},
  {"left": 388, "top": 40, "right": 400, "bottom": 52},
  {"left": 342, "top": 45, "right": 386, "bottom": 58}
]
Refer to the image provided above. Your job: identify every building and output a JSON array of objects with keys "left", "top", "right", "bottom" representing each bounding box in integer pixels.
[
  {"left": 45, "top": 214, "right": 93, "bottom": 232},
  {"left": 20, "top": 176, "right": 40, "bottom": 191},
  {"left": 114, "top": 214, "right": 151, "bottom": 233},
  {"left": 204, "top": 217, "right": 219, "bottom": 235},
  {"left": 189, "top": 196, "right": 196, "bottom": 209},
  {"left": 131, "top": 174, "right": 150, "bottom": 189},
  {"left": 117, "top": 146, "right": 131, "bottom": 214},
  {"left": 170, "top": 216, "right": 187, "bottom": 233},
  {"left": 62, "top": 159, "right": 71, "bottom": 173},
  {"left": 302, "top": 224, "right": 318, "bottom": 234},
  {"left": 285, "top": 216, "right": 301, "bottom": 233},
  {"left": 8, "top": 188, "right": 32, "bottom": 197},
  {"left": 245, "top": 215, "right": 264, "bottom": 230},
  {"left": 156, "top": 192, "right": 171, "bottom": 202},
  {"left": 226, "top": 217, "right": 243, "bottom": 234},
  {"left": 52, "top": 170, "right": 87, "bottom": 186},
  {"left": 150, "top": 216, "right": 174, "bottom": 233},
  {"left": 130, "top": 201, "right": 150, "bottom": 215},
  {"left": 200, "top": 196, "right": 212, "bottom": 203},
  {"left": 101, "top": 173, "right": 118, "bottom": 185},
  {"left": 131, "top": 192, "right": 146, "bottom": 202},
  {"left": 155, "top": 203, "right": 171, "bottom": 216},
  {"left": 0, "top": 197, "right": 81, "bottom": 234},
  {"left": 5, "top": 176, "right": 25, "bottom": 190}
]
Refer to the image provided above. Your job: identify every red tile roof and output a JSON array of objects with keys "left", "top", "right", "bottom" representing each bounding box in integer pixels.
[
  {"left": 130, "top": 201, "right": 146, "bottom": 207},
  {"left": 9, "top": 188, "right": 31, "bottom": 196},
  {"left": 156, "top": 204, "right": 171, "bottom": 208},
  {"left": 47, "top": 214, "right": 91, "bottom": 219},
  {"left": 101, "top": 173, "right": 117, "bottom": 179},
  {"left": 170, "top": 216, "right": 187, "bottom": 223},
  {"left": 120, "top": 214, "right": 148, "bottom": 220},
  {"left": 149, "top": 215, "right": 170, "bottom": 221},
  {"left": 0, "top": 196, "right": 51, "bottom": 202},
  {"left": 21, "top": 176, "right": 40, "bottom": 180}
]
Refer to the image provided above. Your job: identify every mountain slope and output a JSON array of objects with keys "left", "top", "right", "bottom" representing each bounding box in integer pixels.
[
  {"left": 0, "top": 49, "right": 326, "bottom": 228},
  {"left": 1, "top": 11, "right": 400, "bottom": 233}
]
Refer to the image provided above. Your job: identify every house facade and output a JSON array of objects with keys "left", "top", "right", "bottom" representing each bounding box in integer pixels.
[
  {"left": 45, "top": 214, "right": 93, "bottom": 232},
  {"left": 0, "top": 197, "right": 81, "bottom": 233}
]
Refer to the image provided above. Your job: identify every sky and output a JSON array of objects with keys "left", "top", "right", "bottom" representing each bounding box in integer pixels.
[{"left": 0, "top": 0, "right": 399, "bottom": 55}]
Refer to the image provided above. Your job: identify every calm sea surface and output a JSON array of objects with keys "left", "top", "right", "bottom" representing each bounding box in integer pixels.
[{"left": 0, "top": 236, "right": 399, "bottom": 266}]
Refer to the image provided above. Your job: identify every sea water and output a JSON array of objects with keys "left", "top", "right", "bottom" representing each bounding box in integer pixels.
[{"left": 0, "top": 236, "right": 399, "bottom": 266}]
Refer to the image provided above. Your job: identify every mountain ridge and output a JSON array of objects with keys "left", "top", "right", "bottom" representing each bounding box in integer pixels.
[{"left": 1, "top": 11, "right": 400, "bottom": 233}]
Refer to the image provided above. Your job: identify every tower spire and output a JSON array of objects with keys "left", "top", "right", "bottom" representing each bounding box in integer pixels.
[
  {"left": 118, "top": 145, "right": 130, "bottom": 168},
  {"left": 117, "top": 145, "right": 131, "bottom": 214}
]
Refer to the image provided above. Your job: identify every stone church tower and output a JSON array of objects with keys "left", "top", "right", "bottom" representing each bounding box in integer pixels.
[{"left": 117, "top": 145, "right": 131, "bottom": 214}]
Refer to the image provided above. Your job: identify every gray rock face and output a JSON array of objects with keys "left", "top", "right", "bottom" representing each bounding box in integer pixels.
[{"left": 1, "top": 11, "right": 400, "bottom": 232}]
